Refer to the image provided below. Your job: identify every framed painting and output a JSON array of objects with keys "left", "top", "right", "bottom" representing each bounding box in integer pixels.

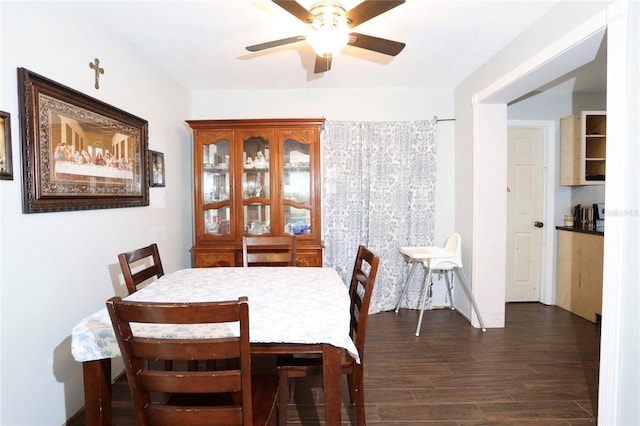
[
  {"left": 0, "top": 111, "right": 12, "bottom": 180},
  {"left": 17, "top": 67, "right": 149, "bottom": 213},
  {"left": 149, "top": 150, "right": 165, "bottom": 187}
]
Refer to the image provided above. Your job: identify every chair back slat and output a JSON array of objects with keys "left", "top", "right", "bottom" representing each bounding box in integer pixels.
[
  {"left": 140, "top": 370, "right": 242, "bottom": 394},
  {"left": 245, "top": 252, "right": 295, "bottom": 265},
  {"left": 147, "top": 406, "right": 243, "bottom": 426},
  {"left": 115, "top": 298, "right": 240, "bottom": 323},
  {"left": 132, "top": 338, "right": 240, "bottom": 361}
]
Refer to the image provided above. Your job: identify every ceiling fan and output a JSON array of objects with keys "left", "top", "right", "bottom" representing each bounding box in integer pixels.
[{"left": 246, "top": 0, "right": 406, "bottom": 73}]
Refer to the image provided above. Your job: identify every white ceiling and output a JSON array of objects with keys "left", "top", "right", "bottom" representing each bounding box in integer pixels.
[{"left": 82, "top": 0, "right": 606, "bottom": 93}]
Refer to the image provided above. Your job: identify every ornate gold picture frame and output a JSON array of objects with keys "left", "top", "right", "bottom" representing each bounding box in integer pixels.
[{"left": 18, "top": 68, "right": 149, "bottom": 213}]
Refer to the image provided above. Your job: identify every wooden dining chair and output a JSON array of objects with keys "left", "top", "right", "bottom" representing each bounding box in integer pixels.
[
  {"left": 117, "top": 243, "right": 181, "bottom": 371},
  {"left": 276, "top": 245, "right": 380, "bottom": 426},
  {"left": 106, "top": 296, "right": 279, "bottom": 426},
  {"left": 118, "top": 243, "right": 164, "bottom": 294},
  {"left": 242, "top": 236, "right": 297, "bottom": 267}
]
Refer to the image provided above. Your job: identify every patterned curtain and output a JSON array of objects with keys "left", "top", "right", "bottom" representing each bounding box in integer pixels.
[{"left": 322, "top": 119, "right": 438, "bottom": 313}]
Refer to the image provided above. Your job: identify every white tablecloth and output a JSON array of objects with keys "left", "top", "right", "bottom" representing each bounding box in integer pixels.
[{"left": 72, "top": 267, "right": 359, "bottom": 363}]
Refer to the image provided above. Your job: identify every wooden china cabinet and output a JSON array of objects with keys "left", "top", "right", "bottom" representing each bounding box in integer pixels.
[{"left": 186, "top": 118, "right": 325, "bottom": 267}]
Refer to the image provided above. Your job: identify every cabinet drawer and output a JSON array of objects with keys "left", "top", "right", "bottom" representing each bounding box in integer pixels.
[
  {"left": 193, "top": 249, "right": 236, "bottom": 268},
  {"left": 296, "top": 249, "right": 323, "bottom": 267}
]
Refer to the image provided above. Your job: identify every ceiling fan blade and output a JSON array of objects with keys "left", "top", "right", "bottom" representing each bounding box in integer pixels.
[
  {"left": 314, "top": 55, "right": 332, "bottom": 73},
  {"left": 345, "top": 0, "right": 405, "bottom": 28},
  {"left": 348, "top": 32, "right": 405, "bottom": 56},
  {"left": 272, "top": 0, "right": 315, "bottom": 24},
  {"left": 246, "top": 35, "right": 306, "bottom": 52}
]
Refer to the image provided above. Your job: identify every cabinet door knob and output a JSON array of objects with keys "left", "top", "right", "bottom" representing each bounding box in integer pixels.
[{"left": 534, "top": 221, "right": 544, "bottom": 228}]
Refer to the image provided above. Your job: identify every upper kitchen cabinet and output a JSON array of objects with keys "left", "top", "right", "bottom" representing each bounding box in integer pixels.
[
  {"left": 187, "top": 118, "right": 325, "bottom": 268},
  {"left": 560, "top": 111, "right": 606, "bottom": 186}
]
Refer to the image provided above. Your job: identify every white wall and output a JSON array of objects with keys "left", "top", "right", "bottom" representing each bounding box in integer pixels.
[
  {"left": 598, "top": 1, "right": 640, "bottom": 423},
  {"left": 191, "top": 87, "right": 452, "bottom": 122},
  {"left": 0, "top": 2, "right": 192, "bottom": 424},
  {"left": 192, "top": 88, "right": 458, "bottom": 305}
]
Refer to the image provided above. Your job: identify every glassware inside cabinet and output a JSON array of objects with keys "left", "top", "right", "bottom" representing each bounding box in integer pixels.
[
  {"left": 243, "top": 172, "right": 269, "bottom": 199},
  {"left": 283, "top": 138, "right": 310, "bottom": 204},
  {"left": 204, "top": 206, "right": 231, "bottom": 236},
  {"left": 203, "top": 140, "right": 229, "bottom": 204},
  {"left": 283, "top": 170, "right": 310, "bottom": 203},
  {"left": 242, "top": 135, "right": 269, "bottom": 200},
  {"left": 244, "top": 204, "right": 270, "bottom": 235},
  {"left": 284, "top": 206, "right": 311, "bottom": 235},
  {"left": 204, "top": 172, "right": 229, "bottom": 204}
]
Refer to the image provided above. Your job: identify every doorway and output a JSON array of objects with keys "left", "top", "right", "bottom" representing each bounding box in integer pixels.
[
  {"left": 506, "top": 127, "right": 543, "bottom": 301},
  {"left": 506, "top": 121, "right": 556, "bottom": 304}
]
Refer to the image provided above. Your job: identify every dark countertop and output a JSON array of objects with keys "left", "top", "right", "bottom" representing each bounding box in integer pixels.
[{"left": 556, "top": 226, "right": 604, "bottom": 236}]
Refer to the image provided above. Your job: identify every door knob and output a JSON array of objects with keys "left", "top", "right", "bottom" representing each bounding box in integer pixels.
[{"left": 534, "top": 221, "right": 544, "bottom": 228}]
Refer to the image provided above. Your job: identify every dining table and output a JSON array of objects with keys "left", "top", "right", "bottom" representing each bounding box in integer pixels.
[{"left": 71, "top": 266, "right": 358, "bottom": 426}]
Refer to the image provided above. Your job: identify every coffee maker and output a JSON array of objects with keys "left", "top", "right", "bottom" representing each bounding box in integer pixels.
[{"left": 574, "top": 204, "right": 595, "bottom": 230}]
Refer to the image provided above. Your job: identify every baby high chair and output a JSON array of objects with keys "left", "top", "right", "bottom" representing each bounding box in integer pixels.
[{"left": 395, "top": 233, "right": 486, "bottom": 336}]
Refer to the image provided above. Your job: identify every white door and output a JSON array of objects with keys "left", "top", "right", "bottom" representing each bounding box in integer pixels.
[{"left": 506, "top": 127, "right": 544, "bottom": 301}]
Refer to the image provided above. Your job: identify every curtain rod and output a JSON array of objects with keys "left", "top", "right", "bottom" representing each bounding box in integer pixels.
[{"left": 433, "top": 116, "right": 455, "bottom": 122}]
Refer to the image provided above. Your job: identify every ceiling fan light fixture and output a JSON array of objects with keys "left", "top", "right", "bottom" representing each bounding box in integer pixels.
[
  {"left": 307, "top": 26, "right": 349, "bottom": 57},
  {"left": 307, "top": 1, "right": 350, "bottom": 57},
  {"left": 247, "top": 0, "right": 406, "bottom": 73}
]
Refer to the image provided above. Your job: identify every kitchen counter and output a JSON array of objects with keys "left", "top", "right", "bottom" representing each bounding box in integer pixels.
[{"left": 556, "top": 225, "right": 604, "bottom": 236}]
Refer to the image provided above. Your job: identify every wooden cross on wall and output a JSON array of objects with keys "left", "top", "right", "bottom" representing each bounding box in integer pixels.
[{"left": 89, "top": 58, "right": 104, "bottom": 89}]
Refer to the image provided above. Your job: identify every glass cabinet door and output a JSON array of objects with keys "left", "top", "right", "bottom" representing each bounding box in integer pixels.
[
  {"left": 202, "top": 135, "right": 231, "bottom": 237},
  {"left": 282, "top": 133, "right": 312, "bottom": 236},
  {"left": 241, "top": 132, "right": 272, "bottom": 235}
]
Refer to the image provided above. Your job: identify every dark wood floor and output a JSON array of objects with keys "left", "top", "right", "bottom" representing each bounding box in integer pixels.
[{"left": 67, "top": 303, "right": 600, "bottom": 425}]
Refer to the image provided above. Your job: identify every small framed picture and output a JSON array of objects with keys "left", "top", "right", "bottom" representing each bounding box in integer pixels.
[
  {"left": 149, "top": 150, "right": 165, "bottom": 187},
  {"left": 0, "top": 111, "right": 13, "bottom": 180}
]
